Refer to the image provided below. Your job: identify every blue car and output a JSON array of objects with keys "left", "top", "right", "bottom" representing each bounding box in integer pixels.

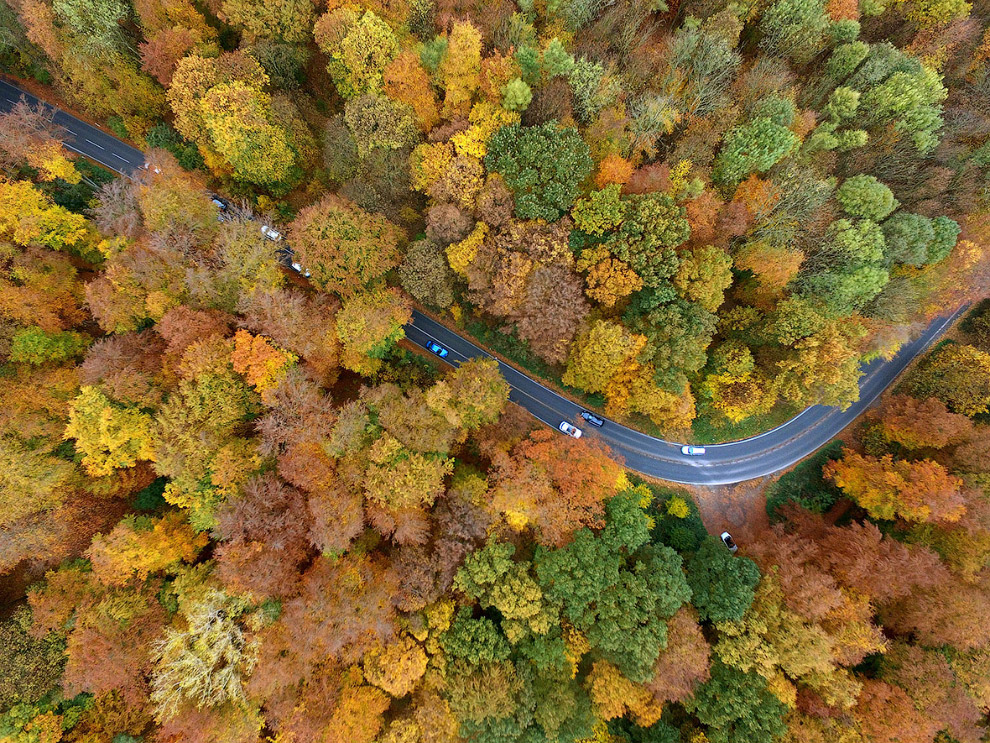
[{"left": 427, "top": 341, "right": 449, "bottom": 358}]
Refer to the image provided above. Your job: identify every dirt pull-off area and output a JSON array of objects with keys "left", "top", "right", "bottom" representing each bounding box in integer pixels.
[{"left": 681, "top": 478, "right": 774, "bottom": 545}]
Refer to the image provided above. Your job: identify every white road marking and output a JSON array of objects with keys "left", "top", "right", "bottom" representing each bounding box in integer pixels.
[
  {"left": 9, "top": 79, "right": 966, "bottom": 483},
  {"left": 705, "top": 406, "right": 816, "bottom": 448},
  {"left": 408, "top": 322, "right": 681, "bottom": 463},
  {"left": 63, "top": 143, "right": 125, "bottom": 175},
  {"left": 408, "top": 305, "right": 966, "bottom": 484}
]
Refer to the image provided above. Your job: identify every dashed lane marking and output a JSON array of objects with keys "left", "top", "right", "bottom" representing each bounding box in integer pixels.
[
  {"left": 407, "top": 323, "right": 691, "bottom": 465},
  {"left": 63, "top": 143, "right": 126, "bottom": 175}
]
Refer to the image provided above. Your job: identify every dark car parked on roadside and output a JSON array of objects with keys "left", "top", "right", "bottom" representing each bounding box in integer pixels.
[{"left": 580, "top": 410, "right": 604, "bottom": 427}]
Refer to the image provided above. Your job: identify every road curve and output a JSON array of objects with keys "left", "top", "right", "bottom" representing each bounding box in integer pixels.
[
  {"left": 0, "top": 78, "right": 965, "bottom": 484},
  {"left": 409, "top": 308, "right": 965, "bottom": 485}
]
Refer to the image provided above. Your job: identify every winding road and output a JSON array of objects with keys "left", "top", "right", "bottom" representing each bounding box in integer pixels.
[
  {"left": 408, "top": 308, "right": 964, "bottom": 485},
  {"left": 0, "top": 77, "right": 965, "bottom": 485}
]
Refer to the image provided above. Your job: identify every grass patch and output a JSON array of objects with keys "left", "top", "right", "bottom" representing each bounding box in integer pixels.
[
  {"left": 106, "top": 115, "right": 129, "bottom": 140},
  {"left": 765, "top": 439, "right": 845, "bottom": 522},
  {"left": 691, "top": 401, "right": 800, "bottom": 445},
  {"left": 464, "top": 319, "right": 560, "bottom": 380},
  {"left": 621, "top": 412, "right": 673, "bottom": 440}
]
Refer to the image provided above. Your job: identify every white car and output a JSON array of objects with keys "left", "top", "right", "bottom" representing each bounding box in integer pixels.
[
  {"left": 261, "top": 225, "right": 282, "bottom": 242},
  {"left": 681, "top": 445, "right": 706, "bottom": 456},
  {"left": 720, "top": 532, "right": 738, "bottom": 553},
  {"left": 558, "top": 421, "right": 582, "bottom": 439}
]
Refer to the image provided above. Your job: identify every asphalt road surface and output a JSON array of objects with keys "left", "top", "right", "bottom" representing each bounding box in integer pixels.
[
  {"left": 0, "top": 78, "right": 145, "bottom": 175},
  {"left": 409, "top": 307, "right": 965, "bottom": 484},
  {"left": 0, "top": 78, "right": 966, "bottom": 484}
]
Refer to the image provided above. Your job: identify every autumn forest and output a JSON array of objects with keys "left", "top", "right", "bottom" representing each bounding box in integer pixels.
[{"left": 1, "top": 0, "right": 990, "bottom": 738}]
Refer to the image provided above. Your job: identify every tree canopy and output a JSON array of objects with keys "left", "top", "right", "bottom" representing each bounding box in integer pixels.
[{"left": 2, "top": 1, "right": 990, "bottom": 741}]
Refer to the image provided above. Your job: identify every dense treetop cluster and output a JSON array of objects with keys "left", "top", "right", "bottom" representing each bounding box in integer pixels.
[
  {"left": 2, "top": 0, "right": 990, "bottom": 741},
  {"left": 3, "top": 0, "right": 990, "bottom": 437},
  {"left": 0, "top": 130, "right": 988, "bottom": 743}
]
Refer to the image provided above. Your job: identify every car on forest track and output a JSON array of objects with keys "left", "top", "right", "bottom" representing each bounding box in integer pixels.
[
  {"left": 558, "top": 421, "right": 583, "bottom": 439},
  {"left": 720, "top": 532, "right": 738, "bottom": 553}
]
